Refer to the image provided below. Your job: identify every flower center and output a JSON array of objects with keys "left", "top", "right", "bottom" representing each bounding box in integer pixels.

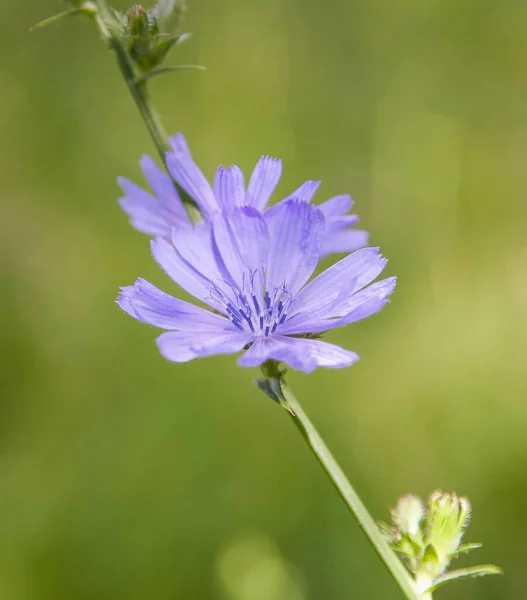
[{"left": 208, "top": 268, "right": 292, "bottom": 337}]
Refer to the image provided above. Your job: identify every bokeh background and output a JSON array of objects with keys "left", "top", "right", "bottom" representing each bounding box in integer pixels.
[{"left": 2, "top": 0, "right": 527, "bottom": 598}]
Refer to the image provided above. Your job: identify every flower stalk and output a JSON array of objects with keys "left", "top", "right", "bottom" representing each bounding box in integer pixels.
[
  {"left": 89, "top": 0, "right": 198, "bottom": 213},
  {"left": 93, "top": 0, "right": 170, "bottom": 162},
  {"left": 258, "top": 362, "right": 422, "bottom": 600}
]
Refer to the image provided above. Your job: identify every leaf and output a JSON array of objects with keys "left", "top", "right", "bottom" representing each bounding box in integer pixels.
[
  {"left": 30, "top": 7, "right": 85, "bottom": 31},
  {"left": 138, "top": 64, "right": 206, "bottom": 84},
  {"left": 424, "top": 565, "right": 503, "bottom": 594},
  {"left": 451, "top": 542, "right": 483, "bottom": 557}
]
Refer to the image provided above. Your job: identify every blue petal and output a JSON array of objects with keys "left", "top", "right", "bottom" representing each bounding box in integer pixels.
[
  {"left": 117, "top": 278, "right": 235, "bottom": 331},
  {"left": 213, "top": 165, "right": 246, "bottom": 210},
  {"left": 279, "top": 276, "right": 396, "bottom": 334},
  {"left": 316, "top": 194, "right": 368, "bottom": 257},
  {"left": 166, "top": 133, "right": 218, "bottom": 217},
  {"left": 282, "top": 180, "right": 321, "bottom": 203},
  {"left": 237, "top": 335, "right": 359, "bottom": 373},
  {"left": 318, "top": 194, "right": 354, "bottom": 217},
  {"left": 151, "top": 237, "right": 217, "bottom": 308},
  {"left": 118, "top": 177, "right": 173, "bottom": 237},
  {"left": 332, "top": 277, "right": 397, "bottom": 325},
  {"left": 320, "top": 229, "right": 369, "bottom": 257},
  {"left": 245, "top": 156, "right": 282, "bottom": 210},
  {"left": 212, "top": 207, "right": 269, "bottom": 287},
  {"left": 140, "top": 154, "right": 191, "bottom": 226},
  {"left": 264, "top": 200, "right": 324, "bottom": 297},
  {"left": 289, "top": 247, "right": 387, "bottom": 318},
  {"left": 157, "top": 330, "right": 252, "bottom": 362}
]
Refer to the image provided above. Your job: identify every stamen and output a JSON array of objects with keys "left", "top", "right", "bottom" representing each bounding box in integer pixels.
[
  {"left": 207, "top": 269, "right": 292, "bottom": 337},
  {"left": 239, "top": 309, "right": 255, "bottom": 333}
]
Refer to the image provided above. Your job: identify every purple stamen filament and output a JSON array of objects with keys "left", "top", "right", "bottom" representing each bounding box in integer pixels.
[{"left": 209, "top": 268, "right": 292, "bottom": 337}]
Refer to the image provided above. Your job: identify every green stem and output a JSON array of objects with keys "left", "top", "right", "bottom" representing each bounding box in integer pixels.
[
  {"left": 93, "top": 0, "right": 169, "bottom": 161},
  {"left": 260, "top": 366, "right": 421, "bottom": 600},
  {"left": 90, "top": 0, "right": 197, "bottom": 213}
]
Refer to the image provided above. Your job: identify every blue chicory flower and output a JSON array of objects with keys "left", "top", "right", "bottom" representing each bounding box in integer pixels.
[
  {"left": 117, "top": 199, "right": 395, "bottom": 373},
  {"left": 118, "top": 133, "right": 368, "bottom": 257}
]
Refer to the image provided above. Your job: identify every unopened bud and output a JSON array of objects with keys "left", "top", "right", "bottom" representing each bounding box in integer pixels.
[
  {"left": 427, "top": 491, "right": 471, "bottom": 563},
  {"left": 391, "top": 494, "right": 425, "bottom": 538},
  {"left": 127, "top": 5, "right": 157, "bottom": 39}
]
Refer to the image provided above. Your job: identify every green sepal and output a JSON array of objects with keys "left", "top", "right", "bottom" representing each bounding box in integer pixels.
[
  {"left": 143, "top": 32, "right": 191, "bottom": 70},
  {"left": 254, "top": 378, "right": 282, "bottom": 405},
  {"left": 422, "top": 544, "right": 440, "bottom": 566},
  {"left": 256, "top": 361, "right": 293, "bottom": 414},
  {"left": 424, "top": 564, "right": 503, "bottom": 594}
]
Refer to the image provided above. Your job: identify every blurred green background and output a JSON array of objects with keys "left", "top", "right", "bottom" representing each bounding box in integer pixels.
[{"left": 2, "top": 0, "right": 527, "bottom": 598}]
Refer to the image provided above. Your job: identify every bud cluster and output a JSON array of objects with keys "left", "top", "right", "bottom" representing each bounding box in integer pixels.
[
  {"left": 380, "top": 491, "right": 501, "bottom": 596},
  {"left": 109, "top": 0, "right": 190, "bottom": 72}
]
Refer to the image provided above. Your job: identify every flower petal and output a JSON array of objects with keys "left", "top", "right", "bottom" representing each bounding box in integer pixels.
[
  {"left": 320, "top": 228, "right": 369, "bottom": 257},
  {"left": 140, "top": 154, "right": 191, "bottom": 226},
  {"left": 318, "top": 194, "right": 354, "bottom": 218},
  {"left": 283, "top": 180, "right": 321, "bottom": 203},
  {"left": 279, "top": 277, "right": 396, "bottom": 334},
  {"left": 289, "top": 247, "right": 387, "bottom": 318},
  {"left": 157, "top": 330, "right": 252, "bottom": 362},
  {"left": 237, "top": 335, "right": 359, "bottom": 373},
  {"left": 213, "top": 165, "right": 246, "bottom": 210},
  {"left": 166, "top": 133, "right": 218, "bottom": 217},
  {"left": 212, "top": 207, "right": 269, "bottom": 286},
  {"left": 117, "top": 278, "right": 234, "bottom": 331},
  {"left": 170, "top": 221, "right": 223, "bottom": 284},
  {"left": 325, "top": 215, "right": 360, "bottom": 230},
  {"left": 245, "top": 156, "right": 282, "bottom": 210},
  {"left": 264, "top": 200, "right": 324, "bottom": 296},
  {"left": 332, "top": 277, "right": 397, "bottom": 326},
  {"left": 151, "top": 237, "right": 216, "bottom": 306},
  {"left": 118, "top": 177, "right": 173, "bottom": 237}
]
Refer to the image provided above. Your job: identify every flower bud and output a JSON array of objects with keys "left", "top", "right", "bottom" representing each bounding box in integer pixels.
[
  {"left": 122, "top": 2, "right": 191, "bottom": 72},
  {"left": 127, "top": 5, "right": 157, "bottom": 39},
  {"left": 426, "top": 491, "right": 471, "bottom": 564},
  {"left": 391, "top": 494, "right": 425, "bottom": 538},
  {"left": 380, "top": 490, "right": 499, "bottom": 595}
]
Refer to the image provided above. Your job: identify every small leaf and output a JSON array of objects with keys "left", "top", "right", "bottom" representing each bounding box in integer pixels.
[
  {"left": 424, "top": 565, "right": 503, "bottom": 594},
  {"left": 451, "top": 542, "right": 482, "bottom": 557},
  {"left": 138, "top": 64, "right": 206, "bottom": 83},
  {"left": 173, "top": 32, "right": 191, "bottom": 45},
  {"left": 30, "top": 7, "right": 86, "bottom": 31}
]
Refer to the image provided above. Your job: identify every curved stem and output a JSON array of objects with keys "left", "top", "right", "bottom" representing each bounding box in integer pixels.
[{"left": 259, "top": 365, "right": 421, "bottom": 600}]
